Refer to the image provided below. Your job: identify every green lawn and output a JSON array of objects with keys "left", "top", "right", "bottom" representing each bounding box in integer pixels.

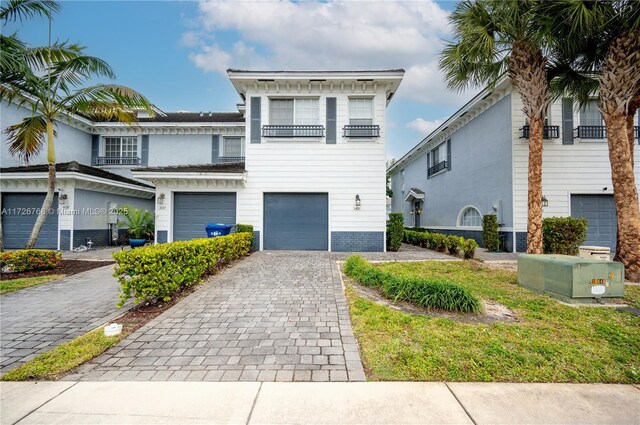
[
  {"left": 346, "top": 261, "right": 640, "bottom": 383},
  {"left": 0, "top": 274, "right": 65, "bottom": 295}
]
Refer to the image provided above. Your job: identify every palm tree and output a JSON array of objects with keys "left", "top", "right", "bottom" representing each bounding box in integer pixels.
[
  {"left": 439, "top": 0, "right": 551, "bottom": 254},
  {"left": 1, "top": 6, "right": 153, "bottom": 249},
  {"left": 544, "top": 0, "right": 640, "bottom": 280}
]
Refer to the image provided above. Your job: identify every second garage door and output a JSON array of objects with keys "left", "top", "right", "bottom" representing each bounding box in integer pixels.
[
  {"left": 173, "top": 192, "right": 236, "bottom": 241},
  {"left": 1, "top": 193, "right": 58, "bottom": 249},
  {"left": 571, "top": 194, "right": 617, "bottom": 251},
  {"left": 264, "top": 193, "right": 328, "bottom": 250}
]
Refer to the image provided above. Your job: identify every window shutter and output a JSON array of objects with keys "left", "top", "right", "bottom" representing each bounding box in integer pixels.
[
  {"left": 141, "top": 135, "right": 149, "bottom": 166},
  {"left": 212, "top": 135, "right": 220, "bottom": 163},
  {"left": 446, "top": 139, "right": 452, "bottom": 170},
  {"left": 91, "top": 135, "right": 99, "bottom": 165},
  {"left": 326, "top": 97, "right": 337, "bottom": 144},
  {"left": 426, "top": 152, "right": 431, "bottom": 180},
  {"left": 562, "top": 98, "right": 574, "bottom": 145},
  {"left": 250, "top": 97, "right": 261, "bottom": 144}
]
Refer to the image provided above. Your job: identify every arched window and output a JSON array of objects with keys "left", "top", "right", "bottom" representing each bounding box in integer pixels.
[{"left": 459, "top": 206, "right": 482, "bottom": 227}]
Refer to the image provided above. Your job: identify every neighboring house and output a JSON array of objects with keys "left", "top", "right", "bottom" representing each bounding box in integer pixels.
[
  {"left": 388, "top": 78, "right": 640, "bottom": 252},
  {"left": 1, "top": 69, "right": 404, "bottom": 252}
]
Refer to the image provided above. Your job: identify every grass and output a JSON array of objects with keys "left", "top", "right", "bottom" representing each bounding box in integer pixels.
[
  {"left": 1, "top": 326, "right": 128, "bottom": 381},
  {"left": 0, "top": 274, "right": 65, "bottom": 295},
  {"left": 346, "top": 260, "right": 640, "bottom": 383}
]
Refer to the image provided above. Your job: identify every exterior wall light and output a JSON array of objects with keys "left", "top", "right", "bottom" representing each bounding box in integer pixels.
[
  {"left": 355, "top": 194, "right": 361, "bottom": 210},
  {"left": 542, "top": 195, "right": 549, "bottom": 207},
  {"left": 416, "top": 207, "right": 423, "bottom": 215},
  {"left": 158, "top": 193, "right": 165, "bottom": 205}
]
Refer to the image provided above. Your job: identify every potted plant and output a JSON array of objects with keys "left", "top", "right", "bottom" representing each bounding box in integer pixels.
[{"left": 117, "top": 205, "right": 154, "bottom": 248}]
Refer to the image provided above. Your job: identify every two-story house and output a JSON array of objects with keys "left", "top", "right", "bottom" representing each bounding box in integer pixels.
[
  {"left": 1, "top": 69, "right": 404, "bottom": 252},
  {"left": 388, "top": 77, "right": 639, "bottom": 253}
]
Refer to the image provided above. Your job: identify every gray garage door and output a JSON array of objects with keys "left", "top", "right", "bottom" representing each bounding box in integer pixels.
[
  {"left": 2, "top": 193, "right": 58, "bottom": 249},
  {"left": 571, "top": 194, "right": 616, "bottom": 250},
  {"left": 173, "top": 192, "right": 236, "bottom": 241},
  {"left": 264, "top": 193, "right": 328, "bottom": 250}
]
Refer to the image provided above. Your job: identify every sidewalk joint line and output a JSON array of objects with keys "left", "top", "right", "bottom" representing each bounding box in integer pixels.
[
  {"left": 246, "top": 382, "right": 263, "bottom": 425},
  {"left": 445, "top": 382, "right": 478, "bottom": 425},
  {"left": 11, "top": 381, "right": 79, "bottom": 425}
]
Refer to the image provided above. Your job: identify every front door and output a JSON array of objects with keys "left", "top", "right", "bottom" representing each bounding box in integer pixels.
[{"left": 414, "top": 201, "right": 421, "bottom": 228}]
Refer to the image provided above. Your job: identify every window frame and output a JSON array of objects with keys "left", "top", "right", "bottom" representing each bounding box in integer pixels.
[
  {"left": 269, "top": 97, "right": 320, "bottom": 126},
  {"left": 457, "top": 206, "right": 483, "bottom": 228},
  {"left": 579, "top": 99, "right": 603, "bottom": 126},
  {"left": 221, "top": 136, "right": 245, "bottom": 158},
  {"left": 102, "top": 136, "right": 139, "bottom": 159},
  {"left": 348, "top": 97, "right": 374, "bottom": 125}
]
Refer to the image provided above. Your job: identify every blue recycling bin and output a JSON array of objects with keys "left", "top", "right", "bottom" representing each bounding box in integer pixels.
[{"left": 205, "top": 223, "right": 233, "bottom": 238}]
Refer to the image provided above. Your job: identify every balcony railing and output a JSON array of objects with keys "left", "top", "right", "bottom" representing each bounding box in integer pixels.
[
  {"left": 635, "top": 126, "right": 639, "bottom": 140},
  {"left": 218, "top": 156, "right": 245, "bottom": 163},
  {"left": 521, "top": 125, "right": 560, "bottom": 139},
  {"left": 576, "top": 125, "right": 606, "bottom": 139},
  {"left": 262, "top": 125, "right": 324, "bottom": 138},
  {"left": 94, "top": 156, "right": 141, "bottom": 166},
  {"left": 343, "top": 125, "right": 380, "bottom": 138},
  {"left": 428, "top": 160, "right": 447, "bottom": 177}
]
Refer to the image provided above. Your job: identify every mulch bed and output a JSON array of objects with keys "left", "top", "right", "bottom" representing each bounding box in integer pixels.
[{"left": 0, "top": 260, "right": 114, "bottom": 281}]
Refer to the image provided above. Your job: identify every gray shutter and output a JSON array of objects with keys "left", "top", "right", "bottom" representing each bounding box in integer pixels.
[
  {"left": 141, "top": 135, "right": 149, "bottom": 166},
  {"left": 250, "top": 97, "right": 261, "bottom": 144},
  {"left": 326, "top": 97, "right": 337, "bottom": 144},
  {"left": 91, "top": 135, "right": 99, "bottom": 165},
  {"left": 211, "top": 135, "right": 220, "bottom": 163},
  {"left": 446, "top": 139, "right": 452, "bottom": 170},
  {"left": 426, "top": 152, "right": 431, "bottom": 180},
  {"left": 562, "top": 98, "right": 574, "bottom": 145}
]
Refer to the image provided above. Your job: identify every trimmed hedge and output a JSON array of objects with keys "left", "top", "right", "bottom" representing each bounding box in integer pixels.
[
  {"left": 387, "top": 213, "right": 404, "bottom": 252},
  {"left": 403, "top": 229, "right": 478, "bottom": 259},
  {"left": 235, "top": 224, "right": 255, "bottom": 247},
  {"left": 343, "top": 255, "right": 482, "bottom": 313},
  {"left": 543, "top": 217, "right": 588, "bottom": 255},
  {"left": 1, "top": 250, "right": 61, "bottom": 273},
  {"left": 482, "top": 214, "right": 500, "bottom": 251},
  {"left": 113, "top": 232, "right": 252, "bottom": 307}
]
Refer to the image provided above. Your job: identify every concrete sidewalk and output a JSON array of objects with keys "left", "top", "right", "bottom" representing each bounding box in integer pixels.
[{"left": 2, "top": 381, "right": 638, "bottom": 424}]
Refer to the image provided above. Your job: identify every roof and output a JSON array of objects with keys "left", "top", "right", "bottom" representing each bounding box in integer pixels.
[
  {"left": 409, "top": 188, "right": 425, "bottom": 195},
  {"left": 227, "top": 69, "right": 405, "bottom": 74},
  {"left": 0, "top": 161, "right": 154, "bottom": 188},
  {"left": 134, "top": 163, "right": 246, "bottom": 173},
  {"left": 137, "top": 112, "right": 245, "bottom": 123}
]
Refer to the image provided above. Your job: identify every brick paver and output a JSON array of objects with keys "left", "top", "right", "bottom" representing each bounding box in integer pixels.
[{"left": 0, "top": 265, "right": 125, "bottom": 372}]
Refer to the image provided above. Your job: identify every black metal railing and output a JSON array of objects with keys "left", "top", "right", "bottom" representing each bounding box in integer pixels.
[
  {"left": 218, "top": 156, "right": 245, "bottom": 163},
  {"left": 343, "top": 124, "right": 380, "bottom": 138},
  {"left": 521, "top": 125, "right": 560, "bottom": 139},
  {"left": 262, "top": 125, "right": 324, "bottom": 138},
  {"left": 427, "top": 160, "right": 447, "bottom": 177},
  {"left": 635, "top": 126, "right": 639, "bottom": 140},
  {"left": 576, "top": 125, "right": 606, "bottom": 139},
  {"left": 94, "top": 156, "right": 141, "bottom": 166}
]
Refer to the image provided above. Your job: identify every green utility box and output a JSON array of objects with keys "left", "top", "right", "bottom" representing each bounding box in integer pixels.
[{"left": 517, "top": 254, "right": 624, "bottom": 303}]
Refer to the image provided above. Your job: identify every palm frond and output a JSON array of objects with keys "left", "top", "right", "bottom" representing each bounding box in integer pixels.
[
  {"left": 4, "top": 115, "right": 49, "bottom": 162},
  {"left": 62, "top": 84, "right": 153, "bottom": 122},
  {"left": 48, "top": 54, "right": 116, "bottom": 94},
  {"left": 0, "top": 0, "right": 59, "bottom": 22}
]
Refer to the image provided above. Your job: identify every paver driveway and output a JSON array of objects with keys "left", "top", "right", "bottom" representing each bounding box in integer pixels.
[
  {"left": 1, "top": 265, "right": 124, "bottom": 372},
  {"left": 74, "top": 251, "right": 367, "bottom": 382}
]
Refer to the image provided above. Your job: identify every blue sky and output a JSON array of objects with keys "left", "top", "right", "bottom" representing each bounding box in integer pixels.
[{"left": 4, "top": 0, "right": 476, "bottom": 160}]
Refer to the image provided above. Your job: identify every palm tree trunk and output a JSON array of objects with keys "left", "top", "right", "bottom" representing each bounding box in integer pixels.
[
  {"left": 527, "top": 117, "right": 545, "bottom": 254},
  {"left": 25, "top": 119, "right": 56, "bottom": 249}
]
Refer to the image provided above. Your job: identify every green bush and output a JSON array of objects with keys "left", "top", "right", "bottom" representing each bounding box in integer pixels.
[
  {"left": 117, "top": 205, "right": 154, "bottom": 240},
  {"left": 235, "top": 224, "right": 253, "bottom": 234},
  {"left": 445, "top": 235, "right": 465, "bottom": 255},
  {"left": 343, "top": 255, "right": 482, "bottom": 313},
  {"left": 543, "top": 217, "right": 588, "bottom": 255},
  {"left": 482, "top": 214, "right": 500, "bottom": 251},
  {"left": 387, "top": 213, "right": 404, "bottom": 252},
  {"left": 463, "top": 239, "right": 479, "bottom": 259},
  {"left": 431, "top": 233, "right": 447, "bottom": 252},
  {"left": 1, "top": 249, "right": 61, "bottom": 273},
  {"left": 113, "top": 232, "right": 252, "bottom": 307}
]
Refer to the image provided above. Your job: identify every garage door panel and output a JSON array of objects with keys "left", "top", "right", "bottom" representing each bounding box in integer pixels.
[
  {"left": 2, "top": 193, "right": 58, "bottom": 249},
  {"left": 571, "top": 194, "right": 616, "bottom": 250},
  {"left": 264, "top": 193, "right": 328, "bottom": 250},
  {"left": 173, "top": 193, "right": 236, "bottom": 241}
]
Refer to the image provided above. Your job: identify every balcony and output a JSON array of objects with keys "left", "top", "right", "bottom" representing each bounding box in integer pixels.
[
  {"left": 343, "top": 125, "right": 380, "bottom": 138},
  {"left": 428, "top": 160, "right": 447, "bottom": 177},
  {"left": 262, "top": 125, "right": 324, "bottom": 138},
  {"left": 94, "top": 156, "right": 141, "bottom": 166},
  {"left": 576, "top": 125, "right": 606, "bottom": 139},
  {"left": 521, "top": 125, "right": 560, "bottom": 139},
  {"left": 218, "top": 156, "right": 245, "bottom": 163},
  {"left": 635, "top": 126, "right": 639, "bottom": 139}
]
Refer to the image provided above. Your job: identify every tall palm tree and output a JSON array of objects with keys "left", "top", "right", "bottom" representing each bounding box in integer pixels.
[
  {"left": 544, "top": 0, "right": 640, "bottom": 280},
  {"left": 439, "top": 0, "right": 551, "bottom": 253},
  {"left": 1, "top": 7, "right": 153, "bottom": 248}
]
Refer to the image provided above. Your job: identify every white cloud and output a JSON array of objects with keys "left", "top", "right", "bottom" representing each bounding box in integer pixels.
[
  {"left": 184, "top": 0, "right": 471, "bottom": 105},
  {"left": 406, "top": 118, "right": 445, "bottom": 136},
  {"left": 180, "top": 31, "right": 200, "bottom": 48}
]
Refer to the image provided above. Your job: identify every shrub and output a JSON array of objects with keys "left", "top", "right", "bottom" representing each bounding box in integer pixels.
[
  {"left": 235, "top": 224, "right": 254, "bottom": 234},
  {"left": 543, "top": 217, "right": 588, "bottom": 255},
  {"left": 1, "top": 250, "right": 61, "bottom": 273},
  {"left": 445, "top": 235, "right": 465, "bottom": 256},
  {"left": 463, "top": 239, "right": 479, "bottom": 259},
  {"left": 343, "top": 255, "right": 482, "bottom": 313},
  {"left": 113, "top": 232, "right": 252, "bottom": 307},
  {"left": 387, "top": 213, "right": 404, "bottom": 252},
  {"left": 431, "top": 233, "right": 447, "bottom": 252},
  {"left": 482, "top": 214, "right": 500, "bottom": 251},
  {"left": 117, "top": 205, "right": 154, "bottom": 240}
]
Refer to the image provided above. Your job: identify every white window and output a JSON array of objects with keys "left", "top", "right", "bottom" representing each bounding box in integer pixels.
[
  {"left": 349, "top": 98, "right": 373, "bottom": 125},
  {"left": 459, "top": 206, "right": 482, "bottom": 227},
  {"left": 222, "top": 137, "right": 244, "bottom": 157},
  {"left": 432, "top": 142, "right": 446, "bottom": 166},
  {"left": 269, "top": 98, "right": 319, "bottom": 125},
  {"left": 580, "top": 100, "right": 602, "bottom": 126},
  {"left": 104, "top": 136, "right": 138, "bottom": 158}
]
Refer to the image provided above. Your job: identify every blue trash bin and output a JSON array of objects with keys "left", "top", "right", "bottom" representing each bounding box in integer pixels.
[{"left": 205, "top": 223, "right": 234, "bottom": 238}]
